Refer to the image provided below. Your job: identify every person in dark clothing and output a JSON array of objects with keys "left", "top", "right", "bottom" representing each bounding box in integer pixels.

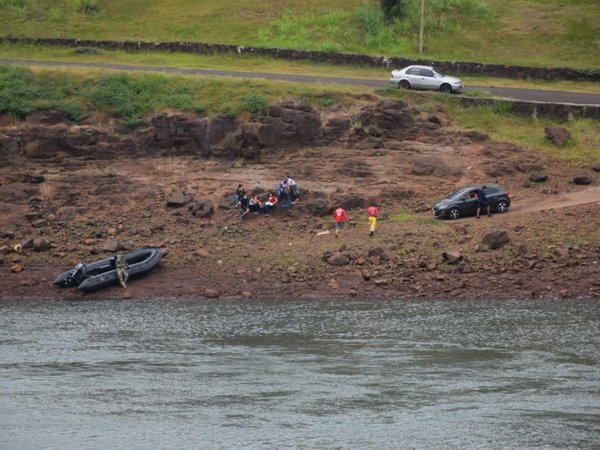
[
  {"left": 239, "top": 195, "right": 250, "bottom": 218},
  {"left": 476, "top": 185, "right": 491, "bottom": 218},
  {"left": 235, "top": 184, "right": 246, "bottom": 206}
]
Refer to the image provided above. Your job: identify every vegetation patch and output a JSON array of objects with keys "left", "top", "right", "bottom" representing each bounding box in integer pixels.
[{"left": 0, "top": 0, "right": 598, "bottom": 67}]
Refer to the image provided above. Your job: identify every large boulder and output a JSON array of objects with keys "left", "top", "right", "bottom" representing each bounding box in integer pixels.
[
  {"left": 573, "top": 171, "right": 593, "bottom": 185},
  {"left": 482, "top": 230, "right": 510, "bottom": 250},
  {"left": 0, "top": 183, "right": 40, "bottom": 203},
  {"left": 299, "top": 198, "right": 330, "bottom": 217},
  {"left": 21, "top": 124, "right": 69, "bottom": 159},
  {"left": 189, "top": 201, "right": 214, "bottom": 218},
  {"left": 167, "top": 192, "right": 193, "bottom": 208},
  {"left": 544, "top": 126, "right": 571, "bottom": 146},
  {"left": 323, "top": 115, "right": 351, "bottom": 141},
  {"left": 327, "top": 252, "right": 351, "bottom": 266},
  {"left": 353, "top": 100, "right": 416, "bottom": 140}
]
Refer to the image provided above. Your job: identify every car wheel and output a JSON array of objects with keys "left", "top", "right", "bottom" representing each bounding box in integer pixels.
[
  {"left": 496, "top": 200, "right": 509, "bottom": 213},
  {"left": 399, "top": 80, "right": 410, "bottom": 90},
  {"left": 439, "top": 84, "right": 452, "bottom": 94},
  {"left": 447, "top": 207, "right": 460, "bottom": 220}
]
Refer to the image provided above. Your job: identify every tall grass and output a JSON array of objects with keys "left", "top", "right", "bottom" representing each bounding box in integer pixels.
[
  {"left": 0, "top": 66, "right": 366, "bottom": 123},
  {"left": 0, "top": 0, "right": 598, "bottom": 67}
]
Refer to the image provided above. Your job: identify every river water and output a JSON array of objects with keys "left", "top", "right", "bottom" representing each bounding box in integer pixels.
[{"left": 1, "top": 297, "right": 599, "bottom": 449}]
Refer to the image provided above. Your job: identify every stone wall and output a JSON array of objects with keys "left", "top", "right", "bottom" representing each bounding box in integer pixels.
[
  {"left": 2, "top": 37, "right": 599, "bottom": 82},
  {"left": 457, "top": 97, "right": 600, "bottom": 120}
]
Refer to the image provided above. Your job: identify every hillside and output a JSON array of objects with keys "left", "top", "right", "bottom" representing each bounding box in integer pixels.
[{"left": 0, "top": 0, "right": 599, "bottom": 68}]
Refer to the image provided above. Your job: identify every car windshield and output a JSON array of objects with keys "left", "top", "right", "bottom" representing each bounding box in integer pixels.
[{"left": 433, "top": 68, "right": 445, "bottom": 77}]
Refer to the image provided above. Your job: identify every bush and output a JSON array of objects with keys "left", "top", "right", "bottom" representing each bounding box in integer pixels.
[
  {"left": 75, "top": 0, "right": 99, "bottom": 15},
  {"left": 241, "top": 92, "right": 268, "bottom": 114},
  {"left": 381, "top": 0, "right": 408, "bottom": 21},
  {"left": 0, "top": 66, "right": 40, "bottom": 117}
]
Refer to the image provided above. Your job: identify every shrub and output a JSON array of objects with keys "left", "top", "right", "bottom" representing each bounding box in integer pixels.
[
  {"left": 0, "top": 66, "right": 40, "bottom": 117},
  {"left": 241, "top": 92, "right": 268, "bottom": 114},
  {"left": 381, "top": 0, "right": 408, "bottom": 22},
  {"left": 75, "top": 0, "right": 99, "bottom": 15}
]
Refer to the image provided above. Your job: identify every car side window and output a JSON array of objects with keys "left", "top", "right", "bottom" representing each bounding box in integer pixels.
[
  {"left": 487, "top": 187, "right": 499, "bottom": 194},
  {"left": 420, "top": 69, "right": 435, "bottom": 77},
  {"left": 406, "top": 68, "right": 418, "bottom": 75}
]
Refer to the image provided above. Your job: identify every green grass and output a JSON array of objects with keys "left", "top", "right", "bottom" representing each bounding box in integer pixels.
[
  {"left": 441, "top": 95, "right": 600, "bottom": 165},
  {"left": 0, "top": 64, "right": 369, "bottom": 123},
  {"left": 2, "top": 43, "right": 600, "bottom": 94},
  {"left": 0, "top": 0, "right": 598, "bottom": 68},
  {"left": 389, "top": 210, "right": 444, "bottom": 226}
]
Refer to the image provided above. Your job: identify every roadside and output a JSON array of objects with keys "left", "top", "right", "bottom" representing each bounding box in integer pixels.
[{"left": 2, "top": 58, "right": 600, "bottom": 107}]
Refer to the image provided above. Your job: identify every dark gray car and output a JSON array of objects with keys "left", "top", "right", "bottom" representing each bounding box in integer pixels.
[{"left": 433, "top": 184, "right": 511, "bottom": 219}]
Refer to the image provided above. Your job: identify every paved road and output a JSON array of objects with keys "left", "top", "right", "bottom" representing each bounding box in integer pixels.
[{"left": 2, "top": 58, "right": 600, "bottom": 106}]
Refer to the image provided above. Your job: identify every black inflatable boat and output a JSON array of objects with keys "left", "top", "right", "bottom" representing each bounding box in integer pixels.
[{"left": 53, "top": 247, "right": 162, "bottom": 293}]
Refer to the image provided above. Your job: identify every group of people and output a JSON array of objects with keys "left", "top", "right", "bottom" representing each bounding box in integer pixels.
[
  {"left": 334, "top": 203, "right": 379, "bottom": 238},
  {"left": 234, "top": 177, "right": 380, "bottom": 238},
  {"left": 235, "top": 175, "right": 300, "bottom": 219}
]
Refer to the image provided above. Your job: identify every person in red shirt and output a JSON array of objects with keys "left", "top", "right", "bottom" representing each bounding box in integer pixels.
[
  {"left": 334, "top": 207, "right": 349, "bottom": 238},
  {"left": 367, "top": 204, "right": 379, "bottom": 237}
]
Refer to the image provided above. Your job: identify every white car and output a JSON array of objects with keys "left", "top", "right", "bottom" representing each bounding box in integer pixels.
[{"left": 390, "top": 65, "right": 463, "bottom": 93}]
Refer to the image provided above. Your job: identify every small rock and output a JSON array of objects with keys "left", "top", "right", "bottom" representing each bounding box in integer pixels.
[
  {"left": 31, "top": 219, "right": 48, "bottom": 228},
  {"left": 32, "top": 237, "right": 51, "bottom": 252},
  {"left": 138, "top": 227, "right": 152, "bottom": 237},
  {"left": 241, "top": 291, "right": 253, "bottom": 299},
  {"left": 204, "top": 288, "right": 220, "bottom": 298},
  {"left": 194, "top": 248, "right": 211, "bottom": 258},
  {"left": 10, "top": 263, "right": 24, "bottom": 273},
  {"left": 442, "top": 250, "right": 462, "bottom": 264},
  {"left": 102, "top": 239, "right": 119, "bottom": 252},
  {"left": 553, "top": 247, "right": 570, "bottom": 258},
  {"left": 529, "top": 171, "right": 548, "bottom": 183}
]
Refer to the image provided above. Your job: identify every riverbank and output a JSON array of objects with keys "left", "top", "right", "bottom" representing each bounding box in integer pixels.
[{"left": 1, "top": 98, "right": 600, "bottom": 301}]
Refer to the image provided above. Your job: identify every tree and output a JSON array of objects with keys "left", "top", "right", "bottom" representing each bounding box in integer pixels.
[{"left": 380, "top": 0, "right": 407, "bottom": 22}]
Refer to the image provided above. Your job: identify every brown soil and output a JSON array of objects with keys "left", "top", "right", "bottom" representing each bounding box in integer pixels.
[{"left": 2, "top": 104, "right": 600, "bottom": 301}]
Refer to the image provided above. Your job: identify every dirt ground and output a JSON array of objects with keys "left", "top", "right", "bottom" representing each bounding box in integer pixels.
[{"left": 2, "top": 103, "right": 600, "bottom": 301}]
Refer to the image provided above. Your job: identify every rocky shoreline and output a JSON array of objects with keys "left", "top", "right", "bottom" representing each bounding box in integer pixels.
[{"left": 2, "top": 99, "right": 599, "bottom": 301}]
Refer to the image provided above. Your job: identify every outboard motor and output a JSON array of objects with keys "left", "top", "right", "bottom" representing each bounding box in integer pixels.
[
  {"left": 54, "top": 262, "right": 87, "bottom": 287},
  {"left": 69, "top": 262, "right": 87, "bottom": 285}
]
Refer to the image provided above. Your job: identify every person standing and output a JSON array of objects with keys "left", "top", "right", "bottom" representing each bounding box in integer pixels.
[
  {"left": 476, "top": 185, "right": 491, "bottom": 219},
  {"left": 334, "top": 207, "right": 349, "bottom": 238},
  {"left": 367, "top": 204, "right": 379, "bottom": 237}
]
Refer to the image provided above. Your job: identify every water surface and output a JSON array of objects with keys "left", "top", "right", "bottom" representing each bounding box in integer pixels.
[{"left": 1, "top": 297, "right": 599, "bottom": 449}]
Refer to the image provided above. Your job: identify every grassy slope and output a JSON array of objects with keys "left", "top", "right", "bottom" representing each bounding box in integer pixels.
[{"left": 0, "top": 0, "right": 598, "bottom": 68}]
